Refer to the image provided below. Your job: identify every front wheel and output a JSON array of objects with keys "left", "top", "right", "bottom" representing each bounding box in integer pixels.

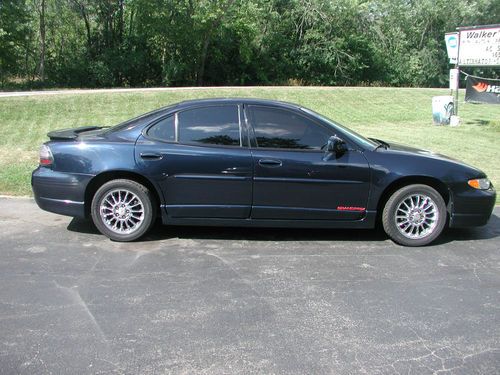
[
  {"left": 382, "top": 184, "right": 447, "bottom": 246},
  {"left": 91, "top": 179, "right": 156, "bottom": 242}
]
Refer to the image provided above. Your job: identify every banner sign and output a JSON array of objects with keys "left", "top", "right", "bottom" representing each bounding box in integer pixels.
[
  {"left": 465, "top": 76, "right": 500, "bottom": 104},
  {"left": 458, "top": 25, "right": 500, "bottom": 66},
  {"left": 445, "top": 32, "right": 459, "bottom": 64}
]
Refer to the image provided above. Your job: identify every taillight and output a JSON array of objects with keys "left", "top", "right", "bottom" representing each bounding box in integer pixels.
[{"left": 39, "top": 144, "right": 53, "bottom": 166}]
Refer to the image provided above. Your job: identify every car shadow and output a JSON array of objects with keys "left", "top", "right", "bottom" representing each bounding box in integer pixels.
[
  {"left": 67, "top": 218, "right": 101, "bottom": 235},
  {"left": 67, "top": 217, "right": 388, "bottom": 242},
  {"left": 441, "top": 212, "right": 500, "bottom": 241},
  {"left": 67, "top": 211, "right": 499, "bottom": 245}
]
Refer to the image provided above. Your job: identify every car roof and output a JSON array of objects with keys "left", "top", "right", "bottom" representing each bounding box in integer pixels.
[
  {"left": 107, "top": 98, "right": 303, "bottom": 136},
  {"left": 174, "top": 98, "right": 301, "bottom": 111}
]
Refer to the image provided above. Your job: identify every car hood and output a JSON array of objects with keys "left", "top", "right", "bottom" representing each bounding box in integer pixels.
[{"left": 377, "top": 140, "right": 484, "bottom": 175}]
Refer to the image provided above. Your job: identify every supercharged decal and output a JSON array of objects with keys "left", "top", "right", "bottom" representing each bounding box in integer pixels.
[{"left": 337, "top": 206, "right": 366, "bottom": 211}]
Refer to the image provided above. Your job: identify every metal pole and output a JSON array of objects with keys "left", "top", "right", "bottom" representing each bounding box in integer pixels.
[
  {"left": 454, "top": 29, "right": 461, "bottom": 116},
  {"left": 454, "top": 63, "right": 459, "bottom": 116}
]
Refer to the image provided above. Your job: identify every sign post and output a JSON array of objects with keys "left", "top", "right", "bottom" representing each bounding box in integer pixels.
[
  {"left": 443, "top": 24, "right": 500, "bottom": 120},
  {"left": 445, "top": 32, "right": 460, "bottom": 117}
]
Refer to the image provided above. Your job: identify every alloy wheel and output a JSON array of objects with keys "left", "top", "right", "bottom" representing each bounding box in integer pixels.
[
  {"left": 99, "top": 189, "right": 145, "bottom": 235},
  {"left": 394, "top": 194, "right": 439, "bottom": 240}
]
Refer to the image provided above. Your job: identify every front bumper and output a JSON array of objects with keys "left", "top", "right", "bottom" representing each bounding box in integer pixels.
[
  {"left": 449, "top": 185, "right": 496, "bottom": 228},
  {"left": 31, "top": 167, "right": 93, "bottom": 218}
]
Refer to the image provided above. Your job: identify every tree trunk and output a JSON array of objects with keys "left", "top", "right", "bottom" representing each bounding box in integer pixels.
[
  {"left": 71, "top": 0, "right": 92, "bottom": 52},
  {"left": 83, "top": 11, "right": 92, "bottom": 52},
  {"left": 118, "top": 0, "right": 124, "bottom": 43},
  {"left": 197, "top": 35, "right": 211, "bottom": 86},
  {"left": 128, "top": 7, "right": 135, "bottom": 38},
  {"left": 38, "top": 0, "right": 46, "bottom": 82},
  {"left": 195, "top": 0, "right": 236, "bottom": 86},
  {"left": 24, "top": 37, "right": 31, "bottom": 75}
]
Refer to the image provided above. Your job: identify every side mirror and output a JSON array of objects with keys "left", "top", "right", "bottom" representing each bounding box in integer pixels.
[{"left": 327, "top": 135, "right": 347, "bottom": 155}]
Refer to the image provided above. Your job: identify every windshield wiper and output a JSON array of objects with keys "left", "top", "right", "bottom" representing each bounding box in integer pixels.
[{"left": 369, "top": 138, "right": 389, "bottom": 150}]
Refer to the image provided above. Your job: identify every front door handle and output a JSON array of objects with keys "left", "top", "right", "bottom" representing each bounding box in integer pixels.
[
  {"left": 140, "top": 152, "right": 163, "bottom": 160},
  {"left": 258, "top": 159, "right": 282, "bottom": 167}
]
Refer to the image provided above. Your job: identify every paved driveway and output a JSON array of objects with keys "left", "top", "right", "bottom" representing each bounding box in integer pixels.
[{"left": 0, "top": 198, "right": 499, "bottom": 374}]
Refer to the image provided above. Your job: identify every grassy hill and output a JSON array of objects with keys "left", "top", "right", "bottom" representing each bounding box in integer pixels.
[{"left": 0, "top": 87, "right": 499, "bottom": 202}]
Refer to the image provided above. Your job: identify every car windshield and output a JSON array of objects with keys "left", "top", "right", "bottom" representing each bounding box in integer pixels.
[{"left": 301, "top": 107, "right": 378, "bottom": 150}]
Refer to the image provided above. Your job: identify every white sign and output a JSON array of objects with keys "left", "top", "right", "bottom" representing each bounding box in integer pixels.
[
  {"left": 445, "top": 32, "right": 459, "bottom": 64},
  {"left": 449, "top": 69, "right": 459, "bottom": 90},
  {"left": 458, "top": 25, "right": 500, "bottom": 66}
]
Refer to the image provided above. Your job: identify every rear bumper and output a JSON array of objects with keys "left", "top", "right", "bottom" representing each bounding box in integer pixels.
[
  {"left": 31, "top": 167, "right": 93, "bottom": 218},
  {"left": 450, "top": 186, "right": 496, "bottom": 228},
  {"left": 34, "top": 196, "right": 85, "bottom": 217}
]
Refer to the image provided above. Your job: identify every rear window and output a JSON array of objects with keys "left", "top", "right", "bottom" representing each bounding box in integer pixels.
[
  {"left": 147, "top": 115, "right": 175, "bottom": 141},
  {"left": 178, "top": 106, "right": 240, "bottom": 146}
]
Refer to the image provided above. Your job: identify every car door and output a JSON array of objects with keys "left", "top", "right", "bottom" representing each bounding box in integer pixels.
[
  {"left": 246, "top": 105, "right": 371, "bottom": 220},
  {"left": 135, "top": 104, "right": 253, "bottom": 218}
]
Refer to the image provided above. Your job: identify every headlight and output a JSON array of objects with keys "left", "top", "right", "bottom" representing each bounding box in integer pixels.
[{"left": 468, "top": 178, "right": 491, "bottom": 190}]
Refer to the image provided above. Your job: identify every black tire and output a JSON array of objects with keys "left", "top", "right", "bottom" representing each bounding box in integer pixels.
[
  {"left": 91, "top": 179, "right": 156, "bottom": 242},
  {"left": 382, "top": 184, "right": 447, "bottom": 247}
]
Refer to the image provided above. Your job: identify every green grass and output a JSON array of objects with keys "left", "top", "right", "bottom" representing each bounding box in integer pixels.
[{"left": 0, "top": 87, "right": 499, "bottom": 202}]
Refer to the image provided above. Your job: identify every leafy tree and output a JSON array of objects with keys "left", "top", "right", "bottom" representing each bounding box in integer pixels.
[
  {"left": 1, "top": 0, "right": 498, "bottom": 88},
  {"left": 0, "top": 0, "right": 31, "bottom": 85}
]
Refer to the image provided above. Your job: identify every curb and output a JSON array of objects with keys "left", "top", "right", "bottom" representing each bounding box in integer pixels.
[
  {"left": 0, "top": 86, "right": 455, "bottom": 98},
  {"left": 0, "top": 195, "right": 33, "bottom": 199}
]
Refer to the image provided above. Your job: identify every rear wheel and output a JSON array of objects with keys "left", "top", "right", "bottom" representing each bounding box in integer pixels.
[
  {"left": 382, "top": 184, "right": 447, "bottom": 246},
  {"left": 91, "top": 179, "right": 156, "bottom": 241}
]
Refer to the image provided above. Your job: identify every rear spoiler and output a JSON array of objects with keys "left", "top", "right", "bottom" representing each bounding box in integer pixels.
[{"left": 47, "top": 126, "right": 104, "bottom": 140}]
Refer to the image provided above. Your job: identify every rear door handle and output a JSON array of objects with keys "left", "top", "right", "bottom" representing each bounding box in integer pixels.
[
  {"left": 140, "top": 152, "right": 163, "bottom": 160},
  {"left": 258, "top": 159, "right": 282, "bottom": 167}
]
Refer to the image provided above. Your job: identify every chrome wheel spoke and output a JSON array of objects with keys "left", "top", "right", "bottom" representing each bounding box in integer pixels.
[{"left": 402, "top": 200, "right": 411, "bottom": 211}]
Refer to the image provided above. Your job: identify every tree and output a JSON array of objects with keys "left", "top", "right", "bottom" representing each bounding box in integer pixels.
[
  {"left": 32, "top": 0, "right": 46, "bottom": 81},
  {"left": 1, "top": 0, "right": 499, "bottom": 88},
  {"left": 0, "top": 0, "right": 31, "bottom": 85}
]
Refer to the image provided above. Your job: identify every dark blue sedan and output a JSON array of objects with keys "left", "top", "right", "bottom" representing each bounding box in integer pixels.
[{"left": 32, "top": 99, "right": 496, "bottom": 246}]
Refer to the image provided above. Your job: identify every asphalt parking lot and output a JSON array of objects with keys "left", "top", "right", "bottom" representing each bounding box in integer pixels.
[{"left": 0, "top": 197, "right": 499, "bottom": 374}]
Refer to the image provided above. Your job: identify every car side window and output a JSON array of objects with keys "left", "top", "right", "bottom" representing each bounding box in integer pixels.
[
  {"left": 147, "top": 115, "right": 175, "bottom": 142},
  {"left": 178, "top": 105, "right": 241, "bottom": 146},
  {"left": 249, "top": 106, "right": 330, "bottom": 150}
]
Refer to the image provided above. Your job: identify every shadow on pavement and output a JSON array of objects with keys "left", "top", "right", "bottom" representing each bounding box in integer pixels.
[
  {"left": 67, "top": 212, "right": 499, "bottom": 245},
  {"left": 442, "top": 212, "right": 500, "bottom": 242},
  {"left": 67, "top": 217, "right": 388, "bottom": 242}
]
